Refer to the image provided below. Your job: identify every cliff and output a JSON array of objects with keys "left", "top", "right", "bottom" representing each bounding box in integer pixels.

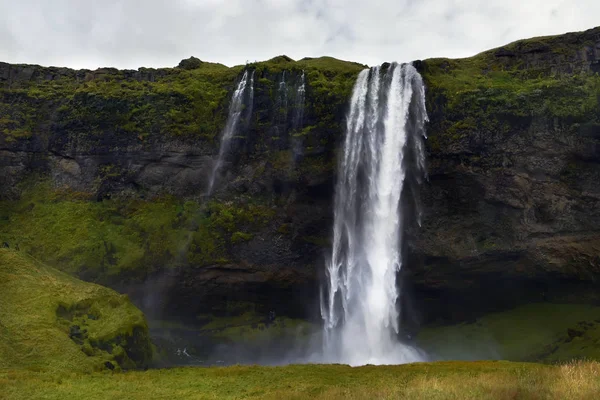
[{"left": 1, "top": 27, "right": 599, "bottom": 328}]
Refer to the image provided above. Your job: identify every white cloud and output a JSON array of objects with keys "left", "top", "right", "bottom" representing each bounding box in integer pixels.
[{"left": 0, "top": 0, "right": 598, "bottom": 69}]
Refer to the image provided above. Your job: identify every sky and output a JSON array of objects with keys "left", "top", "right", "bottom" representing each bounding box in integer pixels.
[{"left": 0, "top": 0, "right": 598, "bottom": 70}]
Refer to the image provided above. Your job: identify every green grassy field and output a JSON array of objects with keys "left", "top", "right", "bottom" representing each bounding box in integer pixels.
[{"left": 2, "top": 360, "right": 600, "bottom": 400}]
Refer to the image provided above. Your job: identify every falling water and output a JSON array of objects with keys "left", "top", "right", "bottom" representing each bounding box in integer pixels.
[
  {"left": 292, "top": 71, "right": 305, "bottom": 131},
  {"left": 279, "top": 71, "right": 288, "bottom": 114},
  {"left": 289, "top": 70, "right": 306, "bottom": 161},
  {"left": 272, "top": 71, "right": 288, "bottom": 139},
  {"left": 320, "top": 63, "right": 428, "bottom": 366},
  {"left": 206, "top": 70, "right": 254, "bottom": 195}
]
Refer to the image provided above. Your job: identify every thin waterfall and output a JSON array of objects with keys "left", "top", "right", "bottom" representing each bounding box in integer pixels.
[
  {"left": 273, "top": 71, "right": 288, "bottom": 139},
  {"left": 320, "top": 63, "right": 428, "bottom": 366},
  {"left": 292, "top": 70, "right": 305, "bottom": 131},
  {"left": 206, "top": 70, "right": 254, "bottom": 195},
  {"left": 279, "top": 71, "right": 288, "bottom": 116},
  {"left": 246, "top": 70, "right": 255, "bottom": 127},
  {"left": 290, "top": 70, "right": 306, "bottom": 161}
]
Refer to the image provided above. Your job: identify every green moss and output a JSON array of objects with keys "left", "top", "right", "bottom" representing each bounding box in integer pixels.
[
  {"left": 0, "top": 97, "right": 40, "bottom": 142},
  {"left": 277, "top": 223, "right": 291, "bottom": 235},
  {"left": 1, "top": 54, "right": 363, "bottom": 144},
  {"left": 291, "top": 124, "right": 317, "bottom": 137},
  {"left": 231, "top": 231, "right": 253, "bottom": 243},
  {"left": 422, "top": 30, "right": 600, "bottom": 152},
  {"left": 417, "top": 303, "right": 600, "bottom": 363},
  {"left": 209, "top": 317, "right": 314, "bottom": 342},
  {"left": 0, "top": 180, "right": 275, "bottom": 282},
  {"left": 248, "top": 55, "right": 364, "bottom": 75},
  {"left": 1, "top": 62, "right": 243, "bottom": 141},
  {"left": 269, "top": 150, "right": 295, "bottom": 172},
  {"left": 196, "top": 311, "right": 316, "bottom": 344},
  {"left": 266, "top": 149, "right": 336, "bottom": 182},
  {"left": 301, "top": 235, "right": 330, "bottom": 247},
  {"left": 298, "top": 154, "right": 335, "bottom": 177},
  {"left": 447, "top": 117, "right": 477, "bottom": 139},
  {"left": 0, "top": 248, "right": 152, "bottom": 372},
  {"left": 296, "top": 56, "right": 367, "bottom": 73}
]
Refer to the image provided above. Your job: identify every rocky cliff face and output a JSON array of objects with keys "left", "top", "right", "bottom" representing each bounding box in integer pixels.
[
  {"left": 410, "top": 27, "right": 600, "bottom": 324},
  {"left": 0, "top": 56, "right": 362, "bottom": 320},
  {"left": 1, "top": 27, "right": 599, "bottom": 327}
]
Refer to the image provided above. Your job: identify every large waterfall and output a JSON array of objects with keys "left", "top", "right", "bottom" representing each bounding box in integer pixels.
[
  {"left": 206, "top": 70, "right": 254, "bottom": 195},
  {"left": 320, "top": 63, "right": 428, "bottom": 366}
]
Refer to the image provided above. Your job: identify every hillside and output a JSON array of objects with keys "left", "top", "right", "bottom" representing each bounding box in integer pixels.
[{"left": 0, "top": 248, "right": 152, "bottom": 372}]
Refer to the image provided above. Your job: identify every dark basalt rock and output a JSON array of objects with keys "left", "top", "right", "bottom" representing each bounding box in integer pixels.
[{"left": 104, "top": 361, "right": 115, "bottom": 370}]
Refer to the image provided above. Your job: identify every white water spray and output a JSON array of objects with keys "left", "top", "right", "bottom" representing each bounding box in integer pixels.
[
  {"left": 206, "top": 70, "right": 254, "bottom": 195},
  {"left": 279, "top": 71, "right": 288, "bottom": 113},
  {"left": 320, "top": 63, "right": 428, "bottom": 366},
  {"left": 292, "top": 71, "right": 305, "bottom": 131}
]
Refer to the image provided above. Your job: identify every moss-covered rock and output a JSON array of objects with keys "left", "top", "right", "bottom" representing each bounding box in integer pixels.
[
  {"left": 0, "top": 248, "right": 152, "bottom": 372},
  {"left": 0, "top": 180, "right": 274, "bottom": 280}
]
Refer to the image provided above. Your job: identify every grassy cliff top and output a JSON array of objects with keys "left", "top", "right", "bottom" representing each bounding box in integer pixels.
[
  {"left": 422, "top": 26, "right": 600, "bottom": 93},
  {"left": 0, "top": 54, "right": 366, "bottom": 141},
  {"left": 0, "top": 249, "right": 152, "bottom": 372},
  {"left": 1, "top": 26, "right": 597, "bottom": 143}
]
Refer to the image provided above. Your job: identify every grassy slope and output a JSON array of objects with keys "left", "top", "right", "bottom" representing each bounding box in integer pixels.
[
  {"left": 1, "top": 361, "right": 600, "bottom": 399},
  {"left": 0, "top": 248, "right": 152, "bottom": 372},
  {"left": 418, "top": 303, "right": 600, "bottom": 363}
]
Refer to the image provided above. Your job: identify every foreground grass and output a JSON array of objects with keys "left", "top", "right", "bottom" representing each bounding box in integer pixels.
[{"left": 1, "top": 361, "right": 599, "bottom": 399}]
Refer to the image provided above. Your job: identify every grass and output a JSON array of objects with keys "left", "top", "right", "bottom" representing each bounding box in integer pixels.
[
  {"left": 417, "top": 303, "right": 600, "bottom": 363},
  {"left": 1, "top": 360, "right": 600, "bottom": 399},
  {"left": 0, "top": 248, "right": 152, "bottom": 372}
]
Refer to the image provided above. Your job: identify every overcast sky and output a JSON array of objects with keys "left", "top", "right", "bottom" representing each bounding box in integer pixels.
[{"left": 0, "top": 0, "right": 598, "bottom": 70}]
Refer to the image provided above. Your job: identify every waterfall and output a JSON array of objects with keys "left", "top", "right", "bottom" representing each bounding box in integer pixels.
[
  {"left": 279, "top": 71, "right": 288, "bottom": 114},
  {"left": 206, "top": 70, "right": 254, "bottom": 195},
  {"left": 272, "top": 71, "right": 288, "bottom": 139},
  {"left": 290, "top": 70, "right": 306, "bottom": 160},
  {"left": 292, "top": 70, "right": 305, "bottom": 131},
  {"left": 320, "top": 63, "right": 428, "bottom": 366}
]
